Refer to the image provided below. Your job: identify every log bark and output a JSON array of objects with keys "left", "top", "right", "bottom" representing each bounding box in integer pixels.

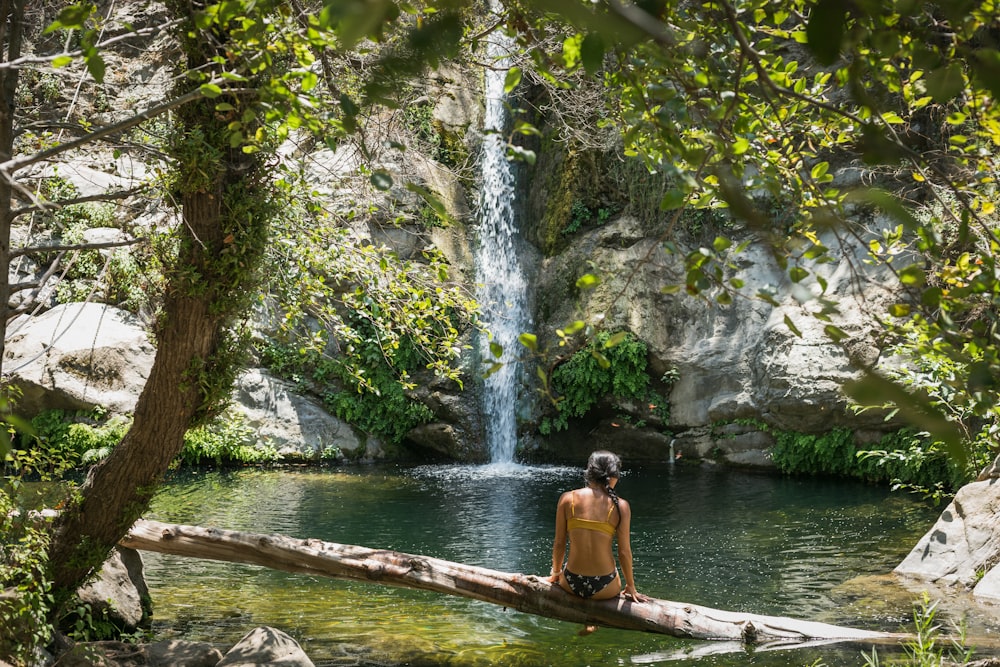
[{"left": 122, "top": 519, "right": 907, "bottom": 645}]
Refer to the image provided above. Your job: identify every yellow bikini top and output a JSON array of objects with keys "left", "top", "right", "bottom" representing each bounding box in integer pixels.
[{"left": 567, "top": 490, "right": 617, "bottom": 536}]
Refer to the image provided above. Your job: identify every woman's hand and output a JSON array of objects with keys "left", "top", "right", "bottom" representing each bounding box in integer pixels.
[
  {"left": 546, "top": 571, "right": 561, "bottom": 584},
  {"left": 623, "top": 584, "right": 648, "bottom": 603}
]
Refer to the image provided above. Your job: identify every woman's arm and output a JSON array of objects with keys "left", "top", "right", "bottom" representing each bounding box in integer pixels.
[
  {"left": 548, "top": 492, "right": 569, "bottom": 582},
  {"left": 616, "top": 499, "right": 649, "bottom": 602}
]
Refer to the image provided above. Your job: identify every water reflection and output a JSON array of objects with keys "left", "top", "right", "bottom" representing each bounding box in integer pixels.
[{"left": 142, "top": 463, "right": 985, "bottom": 666}]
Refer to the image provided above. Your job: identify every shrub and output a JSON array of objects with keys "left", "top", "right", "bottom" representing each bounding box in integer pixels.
[
  {"left": 179, "top": 411, "right": 279, "bottom": 466},
  {"left": 541, "top": 331, "right": 665, "bottom": 433},
  {"left": 0, "top": 489, "right": 54, "bottom": 665}
]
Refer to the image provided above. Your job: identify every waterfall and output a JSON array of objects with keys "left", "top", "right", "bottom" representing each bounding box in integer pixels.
[{"left": 475, "top": 21, "right": 528, "bottom": 465}]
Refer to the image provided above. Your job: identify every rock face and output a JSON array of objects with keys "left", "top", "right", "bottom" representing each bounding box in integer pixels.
[
  {"left": 895, "top": 477, "right": 1000, "bottom": 603},
  {"left": 526, "top": 211, "right": 900, "bottom": 462},
  {"left": 232, "top": 369, "right": 376, "bottom": 460}
]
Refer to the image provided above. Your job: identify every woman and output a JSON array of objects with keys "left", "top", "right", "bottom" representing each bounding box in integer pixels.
[{"left": 547, "top": 450, "right": 647, "bottom": 628}]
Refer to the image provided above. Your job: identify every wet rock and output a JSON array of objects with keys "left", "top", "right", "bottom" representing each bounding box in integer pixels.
[{"left": 216, "top": 626, "right": 315, "bottom": 667}]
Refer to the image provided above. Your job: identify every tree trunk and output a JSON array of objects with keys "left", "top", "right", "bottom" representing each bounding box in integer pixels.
[
  {"left": 0, "top": 0, "right": 25, "bottom": 360},
  {"left": 122, "top": 519, "right": 907, "bottom": 645},
  {"left": 46, "top": 8, "right": 265, "bottom": 596}
]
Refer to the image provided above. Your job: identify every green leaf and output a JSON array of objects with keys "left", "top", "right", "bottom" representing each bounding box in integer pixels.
[
  {"left": 576, "top": 273, "right": 600, "bottom": 289},
  {"left": 591, "top": 350, "right": 611, "bottom": 369},
  {"left": 52, "top": 55, "right": 73, "bottom": 68},
  {"left": 580, "top": 33, "right": 605, "bottom": 75},
  {"left": 789, "top": 266, "right": 809, "bottom": 283},
  {"left": 405, "top": 182, "right": 455, "bottom": 225},
  {"left": 604, "top": 331, "right": 628, "bottom": 348},
  {"left": 46, "top": 4, "right": 93, "bottom": 31},
  {"left": 489, "top": 342, "right": 503, "bottom": 359},
  {"left": 806, "top": 0, "right": 845, "bottom": 66},
  {"left": 370, "top": 171, "right": 393, "bottom": 191},
  {"left": 713, "top": 236, "right": 732, "bottom": 252},
  {"left": 898, "top": 264, "right": 925, "bottom": 286},
  {"left": 823, "top": 324, "right": 848, "bottom": 342},
  {"left": 659, "top": 189, "right": 687, "bottom": 211},
  {"left": 925, "top": 62, "right": 965, "bottom": 102},
  {"left": 518, "top": 332, "right": 538, "bottom": 351},
  {"left": 784, "top": 314, "right": 802, "bottom": 337},
  {"left": 888, "top": 303, "right": 911, "bottom": 317},
  {"left": 200, "top": 83, "right": 224, "bottom": 98},
  {"left": 504, "top": 67, "right": 522, "bottom": 94},
  {"left": 506, "top": 145, "right": 536, "bottom": 165},
  {"left": 84, "top": 52, "right": 106, "bottom": 83}
]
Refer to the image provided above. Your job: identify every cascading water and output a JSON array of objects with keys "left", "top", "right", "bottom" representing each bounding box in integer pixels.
[{"left": 475, "top": 20, "right": 528, "bottom": 466}]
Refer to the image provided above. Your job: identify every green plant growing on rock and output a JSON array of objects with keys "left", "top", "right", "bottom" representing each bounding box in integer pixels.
[{"left": 540, "top": 331, "right": 661, "bottom": 433}]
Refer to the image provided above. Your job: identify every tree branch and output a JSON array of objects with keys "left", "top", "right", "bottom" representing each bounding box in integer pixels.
[{"left": 12, "top": 237, "right": 146, "bottom": 260}]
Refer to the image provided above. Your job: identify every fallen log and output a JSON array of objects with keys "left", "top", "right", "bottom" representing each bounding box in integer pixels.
[{"left": 122, "top": 519, "right": 906, "bottom": 645}]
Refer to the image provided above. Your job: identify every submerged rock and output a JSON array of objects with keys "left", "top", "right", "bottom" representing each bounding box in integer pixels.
[
  {"left": 76, "top": 547, "right": 151, "bottom": 632},
  {"left": 215, "top": 627, "right": 315, "bottom": 667}
]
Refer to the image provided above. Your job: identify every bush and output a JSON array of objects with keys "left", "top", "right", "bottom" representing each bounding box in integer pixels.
[
  {"left": 179, "top": 410, "right": 279, "bottom": 466},
  {"left": 6, "top": 409, "right": 128, "bottom": 479},
  {"left": 541, "top": 331, "right": 666, "bottom": 433},
  {"left": 770, "top": 427, "right": 958, "bottom": 499},
  {"left": 0, "top": 489, "right": 54, "bottom": 665}
]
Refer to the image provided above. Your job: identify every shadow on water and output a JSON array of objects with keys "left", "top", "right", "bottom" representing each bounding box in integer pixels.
[{"left": 142, "top": 462, "right": 1000, "bottom": 666}]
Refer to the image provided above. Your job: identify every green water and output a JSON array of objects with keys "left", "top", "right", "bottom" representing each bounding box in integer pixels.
[{"left": 141, "top": 462, "right": 984, "bottom": 666}]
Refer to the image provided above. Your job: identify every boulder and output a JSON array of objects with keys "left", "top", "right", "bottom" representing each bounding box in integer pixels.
[
  {"left": 76, "top": 547, "right": 151, "bottom": 632},
  {"left": 6, "top": 303, "right": 155, "bottom": 417},
  {"left": 144, "top": 640, "right": 223, "bottom": 667},
  {"left": 894, "top": 478, "right": 1000, "bottom": 602},
  {"left": 216, "top": 626, "right": 315, "bottom": 667},
  {"left": 532, "top": 214, "right": 903, "bottom": 454},
  {"left": 232, "top": 369, "right": 374, "bottom": 460}
]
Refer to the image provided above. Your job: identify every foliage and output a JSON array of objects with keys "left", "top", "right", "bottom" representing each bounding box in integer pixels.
[
  {"left": 5, "top": 409, "right": 129, "bottom": 479},
  {"left": 770, "top": 427, "right": 959, "bottom": 496},
  {"left": 260, "top": 333, "right": 436, "bottom": 445},
  {"left": 862, "top": 593, "right": 972, "bottom": 667},
  {"left": 561, "top": 199, "right": 614, "bottom": 236},
  {"left": 260, "top": 171, "right": 480, "bottom": 399},
  {"left": 178, "top": 411, "right": 280, "bottom": 466},
  {"left": 0, "top": 489, "right": 54, "bottom": 665},
  {"left": 539, "top": 330, "right": 659, "bottom": 433}
]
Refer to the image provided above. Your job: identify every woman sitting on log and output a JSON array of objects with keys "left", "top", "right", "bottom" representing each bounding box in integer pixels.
[{"left": 548, "top": 450, "right": 648, "bottom": 632}]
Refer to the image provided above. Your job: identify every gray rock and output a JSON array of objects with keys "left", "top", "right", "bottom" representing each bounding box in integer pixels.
[
  {"left": 216, "top": 627, "right": 315, "bottom": 667},
  {"left": 144, "top": 640, "right": 223, "bottom": 667},
  {"left": 895, "top": 478, "right": 1000, "bottom": 598},
  {"left": 76, "top": 547, "right": 150, "bottom": 631},
  {"left": 232, "top": 368, "right": 372, "bottom": 460},
  {"left": 6, "top": 302, "right": 155, "bottom": 417}
]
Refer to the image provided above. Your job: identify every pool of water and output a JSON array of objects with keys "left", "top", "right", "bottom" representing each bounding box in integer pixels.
[{"left": 141, "top": 462, "right": 992, "bottom": 666}]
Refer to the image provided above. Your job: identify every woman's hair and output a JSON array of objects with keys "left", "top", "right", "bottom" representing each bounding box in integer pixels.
[{"left": 584, "top": 450, "right": 621, "bottom": 511}]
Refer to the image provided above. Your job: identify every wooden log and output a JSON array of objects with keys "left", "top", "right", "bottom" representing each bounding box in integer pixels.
[{"left": 121, "top": 519, "right": 906, "bottom": 644}]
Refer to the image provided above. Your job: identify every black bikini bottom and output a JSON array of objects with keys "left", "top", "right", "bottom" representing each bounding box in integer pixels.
[{"left": 563, "top": 568, "right": 618, "bottom": 598}]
